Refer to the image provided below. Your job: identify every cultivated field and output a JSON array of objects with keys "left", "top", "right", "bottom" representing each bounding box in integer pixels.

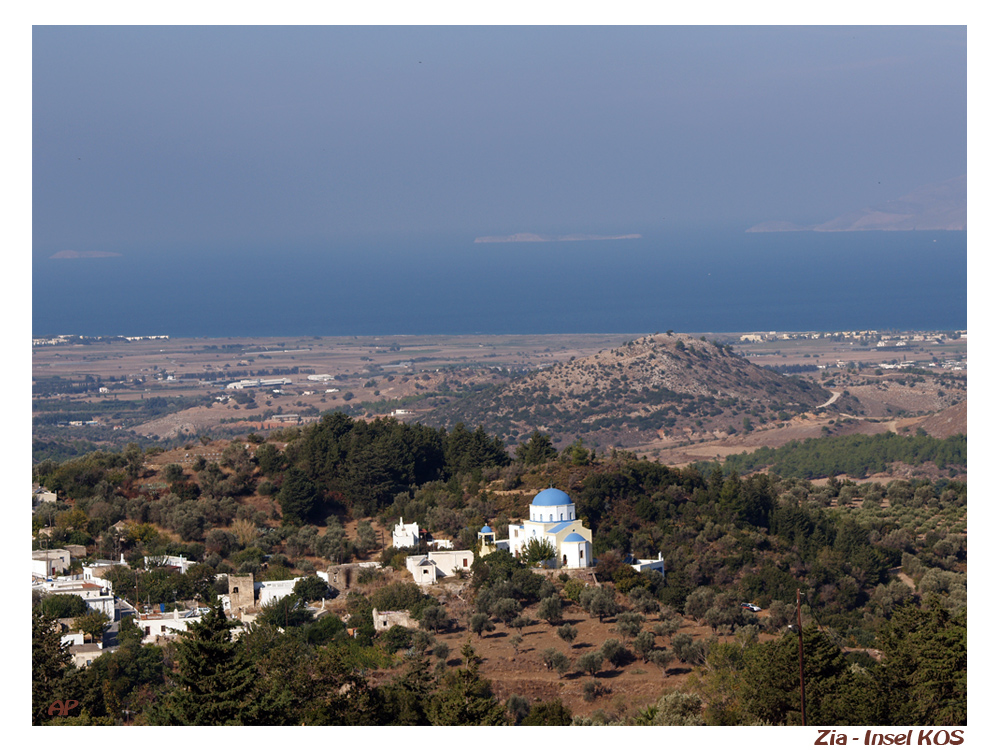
[{"left": 33, "top": 331, "right": 966, "bottom": 474}]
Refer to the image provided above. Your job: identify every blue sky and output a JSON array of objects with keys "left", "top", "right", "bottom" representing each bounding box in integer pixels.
[{"left": 32, "top": 24, "right": 966, "bottom": 256}]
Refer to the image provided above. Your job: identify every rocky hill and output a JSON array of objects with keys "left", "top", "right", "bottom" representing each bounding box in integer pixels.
[{"left": 420, "top": 333, "right": 831, "bottom": 449}]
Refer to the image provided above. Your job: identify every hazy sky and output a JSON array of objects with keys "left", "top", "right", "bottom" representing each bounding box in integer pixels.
[{"left": 32, "top": 25, "right": 966, "bottom": 256}]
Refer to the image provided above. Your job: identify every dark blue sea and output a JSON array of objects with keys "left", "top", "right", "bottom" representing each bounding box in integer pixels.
[{"left": 32, "top": 228, "right": 967, "bottom": 338}]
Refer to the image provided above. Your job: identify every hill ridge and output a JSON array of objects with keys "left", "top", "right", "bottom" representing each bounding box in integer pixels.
[{"left": 419, "top": 333, "right": 831, "bottom": 449}]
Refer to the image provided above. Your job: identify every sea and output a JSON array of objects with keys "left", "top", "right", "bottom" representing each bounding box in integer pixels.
[{"left": 31, "top": 227, "right": 967, "bottom": 338}]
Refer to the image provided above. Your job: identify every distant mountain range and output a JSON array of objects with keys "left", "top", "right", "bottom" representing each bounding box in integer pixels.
[{"left": 747, "top": 175, "right": 966, "bottom": 233}]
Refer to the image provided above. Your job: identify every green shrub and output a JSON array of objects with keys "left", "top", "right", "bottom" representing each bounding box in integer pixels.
[{"left": 582, "top": 680, "right": 609, "bottom": 702}]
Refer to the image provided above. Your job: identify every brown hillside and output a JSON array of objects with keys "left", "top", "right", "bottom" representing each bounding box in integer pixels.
[
  {"left": 423, "top": 333, "right": 831, "bottom": 450},
  {"left": 912, "top": 401, "right": 967, "bottom": 439}
]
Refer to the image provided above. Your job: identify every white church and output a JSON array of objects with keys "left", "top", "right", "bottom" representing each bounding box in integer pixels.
[{"left": 499, "top": 487, "right": 594, "bottom": 569}]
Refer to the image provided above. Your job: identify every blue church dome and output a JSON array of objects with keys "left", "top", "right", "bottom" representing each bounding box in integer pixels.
[
  {"left": 563, "top": 533, "right": 586, "bottom": 543},
  {"left": 480, "top": 525, "right": 493, "bottom": 534},
  {"left": 531, "top": 488, "right": 573, "bottom": 506}
]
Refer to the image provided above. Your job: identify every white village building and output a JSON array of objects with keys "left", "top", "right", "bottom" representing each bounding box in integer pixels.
[
  {"left": 405, "top": 550, "right": 474, "bottom": 584},
  {"left": 136, "top": 607, "right": 210, "bottom": 644},
  {"left": 506, "top": 487, "right": 593, "bottom": 569},
  {"left": 34, "top": 578, "right": 117, "bottom": 620},
  {"left": 627, "top": 552, "right": 665, "bottom": 576},
  {"left": 32, "top": 548, "right": 71, "bottom": 578},
  {"left": 392, "top": 517, "right": 420, "bottom": 548}
]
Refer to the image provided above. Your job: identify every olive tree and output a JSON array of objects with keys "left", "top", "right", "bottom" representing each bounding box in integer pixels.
[
  {"left": 537, "top": 594, "right": 564, "bottom": 625},
  {"left": 577, "top": 651, "right": 604, "bottom": 678},
  {"left": 469, "top": 612, "right": 496, "bottom": 638},
  {"left": 587, "top": 586, "right": 621, "bottom": 623},
  {"left": 557, "top": 623, "right": 578, "bottom": 647},
  {"left": 420, "top": 605, "right": 449, "bottom": 634},
  {"left": 615, "top": 611, "right": 645, "bottom": 643},
  {"left": 491, "top": 597, "right": 522, "bottom": 627}
]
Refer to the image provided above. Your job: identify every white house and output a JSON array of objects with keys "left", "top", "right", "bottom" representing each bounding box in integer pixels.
[
  {"left": 628, "top": 552, "right": 665, "bottom": 576},
  {"left": 406, "top": 556, "right": 437, "bottom": 584},
  {"left": 61, "top": 630, "right": 86, "bottom": 648},
  {"left": 144, "top": 554, "right": 194, "bottom": 574},
  {"left": 506, "top": 488, "right": 594, "bottom": 569},
  {"left": 83, "top": 555, "right": 127, "bottom": 582},
  {"left": 36, "top": 579, "right": 117, "bottom": 619},
  {"left": 70, "top": 643, "right": 104, "bottom": 669},
  {"left": 32, "top": 548, "right": 71, "bottom": 577},
  {"left": 256, "top": 577, "right": 303, "bottom": 607},
  {"left": 33, "top": 488, "right": 57, "bottom": 505},
  {"left": 392, "top": 518, "right": 420, "bottom": 548},
  {"left": 251, "top": 572, "right": 332, "bottom": 607},
  {"left": 405, "top": 550, "right": 474, "bottom": 584},
  {"left": 136, "top": 607, "right": 209, "bottom": 644}
]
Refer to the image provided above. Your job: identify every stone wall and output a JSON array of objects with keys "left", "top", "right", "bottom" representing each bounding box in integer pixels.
[{"left": 228, "top": 574, "right": 255, "bottom": 614}]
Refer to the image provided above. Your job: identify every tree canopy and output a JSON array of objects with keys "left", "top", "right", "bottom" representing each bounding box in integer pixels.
[{"left": 152, "top": 602, "right": 270, "bottom": 725}]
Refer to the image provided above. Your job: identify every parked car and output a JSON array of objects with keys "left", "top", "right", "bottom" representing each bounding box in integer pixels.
[{"left": 740, "top": 602, "right": 762, "bottom": 612}]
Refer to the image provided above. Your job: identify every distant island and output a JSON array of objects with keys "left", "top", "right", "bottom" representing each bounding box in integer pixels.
[
  {"left": 747, "top": 175, "right": 966, "bottom": 233},
  {"left": 474, "top": 232, "right": 642, "bottom": 243},
  {"left": 49, "top": 250, "right": 122, "bottom": 259}
]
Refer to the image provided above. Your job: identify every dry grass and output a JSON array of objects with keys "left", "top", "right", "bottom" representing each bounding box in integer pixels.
[{"left": 362, "top": 580, "right": 775, "bottom": 721}]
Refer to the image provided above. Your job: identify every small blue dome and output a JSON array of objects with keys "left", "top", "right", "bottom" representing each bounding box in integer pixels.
[
  {"left": 480, "top": 525, "right": 493, "bottom": 534},
  {"left": 563, "top": 532, "right": 586, "bottom": 543},
  {"left": 531, "top": 488, "right": 572, "bottom": 506}
]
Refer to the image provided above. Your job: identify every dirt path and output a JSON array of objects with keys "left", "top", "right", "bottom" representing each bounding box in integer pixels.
[
  {"left": 820, "top": 390, "right": 842, "bottom": 408},
  {"left": 888, "top": 567, "right": 917, "bottom": 591}
]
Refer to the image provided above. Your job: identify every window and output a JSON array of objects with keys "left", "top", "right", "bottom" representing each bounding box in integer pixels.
[
  {"left": 580, "top": 549, "right": 584, "bottom": 559},
  {"left": 549, "top": 514, "right": 553, "bottom": 522},
  {"left": 463, "top": 559, "right": 468, "bottom": 567}
]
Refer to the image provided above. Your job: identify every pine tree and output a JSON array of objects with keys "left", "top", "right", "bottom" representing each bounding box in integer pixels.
[
  {"left": 426, "top": 644, "right": 508, "bottom": 725},
  {"left": 876, "top": 600, "right": 967, "bottom": 725},
  {"left": 740, "top": 627, "right": 853, "bottom": 726},
  {"left": 277, "top": 467, "right": 319, "bottom": 526},
  {"left": 32, "top": 609, "right": 73, "bottom": 725},
  {"left": 515, "top": 430, "right": 557, "bottom": 466},
  {"left": 376, "top": 654, "right": 436, "bottom": 725},
  {"left": 522, "top": 698, "right": 573, "bottom": 725},
  {"left": 152, "top": 602, "right": 266, "bottom": 725}
]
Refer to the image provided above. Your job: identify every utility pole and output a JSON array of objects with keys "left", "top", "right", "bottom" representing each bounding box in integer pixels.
[
  {"left": 797, "top": 588, "right": 806, "bottom": 726},
  {"left": 42, "top": 534, "right": 50, "bottom": 579}
]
